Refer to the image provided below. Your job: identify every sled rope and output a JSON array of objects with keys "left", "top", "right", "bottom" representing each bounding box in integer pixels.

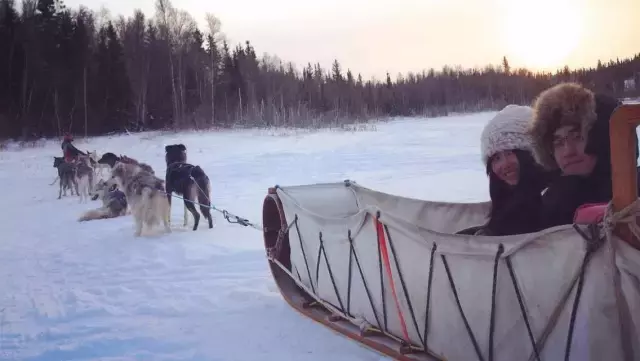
[
  {"left": 565, "top": 224, "right": 605, "bottom": 361},
  {"left": 377, "top": 220, "right": 388, "bottom": 332},
  {"left": 602, "top": 198, "right": 640, "bottom": 244},
  {"left": 422, "top": 242, "right": 437, "bottom": 351},
  {"left": 347, "top": 230, "right": 354, "bottom": 315},
  {"left": 347, "top": 229, "right": 383, "bottom": 330},
  {"left": 375, "top": 216, "right": 412, "bottom": 344},
  {"left": 489, "top": 244, "right": 504, "bottom": 361},
  {"left": 168, "top": 182, "right": 263, "bottom": 231},
  {"left": 384, "top": 224, "right": 424, "bottom": 348},
  {"left": 294, "top": 215, "right": 316, "bottom": 294},
  {"left": 318, "top": 232, "right": 347, "bottom": 314},
  {"left": 441, "top": 253, "right": 485, "bottom": 361},
  {"left": 505, "top": 255, "right": 541, "bottom": 361}
]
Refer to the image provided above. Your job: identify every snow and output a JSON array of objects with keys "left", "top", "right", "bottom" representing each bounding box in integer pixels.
[{"left": 0, "top": 112, "right": 495, "bottom": 360}]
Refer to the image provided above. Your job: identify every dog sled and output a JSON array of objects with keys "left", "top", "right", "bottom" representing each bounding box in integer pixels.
[{"left": 261, "top": 104, "right": 640, "bottom": 361}]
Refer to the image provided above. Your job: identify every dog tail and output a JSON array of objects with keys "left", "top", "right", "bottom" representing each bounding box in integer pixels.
[
  {"left": 192, "top": 166, "right": 211, "bottom": 209},
  {"left": 78, "top": 207, "right": 114, "bottom": 222}
]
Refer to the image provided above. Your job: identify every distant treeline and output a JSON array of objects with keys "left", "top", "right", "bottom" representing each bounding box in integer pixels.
[{"left": 0, "top": 0, "right": 639, "bottom": 139}]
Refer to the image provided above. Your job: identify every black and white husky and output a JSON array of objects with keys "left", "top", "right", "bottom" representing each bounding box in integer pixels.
[
  {"left": 78, "top": 179, "right": 128, "bottom": 222},
  {"left": 165, "top": 144, "right": 213, "bottom": 230}
]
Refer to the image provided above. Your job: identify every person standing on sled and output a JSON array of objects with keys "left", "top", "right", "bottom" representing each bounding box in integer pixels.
[
  {"left": 61, "top": 133, "right": 86, "bottom": 163},
  {"left": 528, "top": 82, "right": 640, "bottom": 229},
  {"left": 471, "top": 104, "right": 553, "bottom": 236}
]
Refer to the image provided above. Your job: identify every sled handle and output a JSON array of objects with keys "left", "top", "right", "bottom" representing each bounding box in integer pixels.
[{"left": 610, "top": 103, "right": 640, "bottom": 249}]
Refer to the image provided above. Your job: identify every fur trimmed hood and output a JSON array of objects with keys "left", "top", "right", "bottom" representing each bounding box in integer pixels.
[{"left": 529, "top": 82, "right": 599, "bottom": 170}]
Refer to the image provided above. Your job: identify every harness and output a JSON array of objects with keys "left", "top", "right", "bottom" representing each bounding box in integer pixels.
[
  {"left": 167, "top": 161, "right": 196, "bottom": 177},
  {"left": 110, "top": 189, "right": 128, "bottom": 209}
]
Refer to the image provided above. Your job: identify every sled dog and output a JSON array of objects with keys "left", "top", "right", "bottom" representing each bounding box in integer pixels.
[
  {"left": 165, "top": 144, "right": 214, "bottom": 230},
  {"left": 78, "top": 180, "right": 128, "bottom": 222},
  {"left": 107, "top": 162, "right": 171, "bottom": 237},
  {"left": 53, "top": 156, "right": 78, "bottom": 199},
  {"left": 88, "top": 150, "right": 111, "bottom": 176},
  {"left": 98, "top": 152, "right": 155, "bottom": 174},
  {"left": 75, "top": 155, "right": 95, "bottom": 203}
]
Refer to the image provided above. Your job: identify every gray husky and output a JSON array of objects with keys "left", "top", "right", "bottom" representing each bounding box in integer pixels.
[
  {"left": 78, "top": 179, "right": 128, "bottom": 222},
  {"left": 75, "top": 155, "right": 95, "bottom": 203},
  {"left": 53, "top": 156, "right": 78, "bottom": 199},
  {"left": 107, "top": 162, "right": 171, "bottom": 237}
]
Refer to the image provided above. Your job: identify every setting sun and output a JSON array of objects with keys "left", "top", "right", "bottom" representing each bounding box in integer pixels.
[{"left": 501, "top": 0, "right": 585, "bottom": 71}]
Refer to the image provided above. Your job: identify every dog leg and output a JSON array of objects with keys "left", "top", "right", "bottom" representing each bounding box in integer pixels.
[
  {"left": 165, "top": 189, "right": 173, "bottom": 226},
  {"left": 134, "top": 216, "right": 143, "bottom": 237},
  {"left": 200, "top": 206, "right": 213, "bottom": 229},
  {"left": 58, "top": 182, "right": 63, "bottom": 199},
  {"left": 183, "top": 203, "right": 189, "bottom": 227},
  {"left": 73, "top": 178, "right": 79, "bottom": 197},
  {"left": 163, "top": 207, "right": 172, "bottom": 234},
  {"left": 187, "top": 184, "right": 201, "bottom": 231},
  {"left": 184, "top": 201, "right": 200, "bottom": 231}
]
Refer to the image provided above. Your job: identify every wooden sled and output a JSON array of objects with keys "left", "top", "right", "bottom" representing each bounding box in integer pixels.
[{"left": 262, "top": 104, "right": 640, "bottom": 361}]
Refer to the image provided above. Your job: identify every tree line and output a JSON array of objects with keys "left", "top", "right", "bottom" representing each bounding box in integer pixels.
[{"left": 1, "top": 0, "right": 639, "bottom": 139}]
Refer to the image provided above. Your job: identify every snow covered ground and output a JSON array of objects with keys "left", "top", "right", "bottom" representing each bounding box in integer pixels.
[{"left": 0, "top": 112, "right": 496, "bottom": 361}]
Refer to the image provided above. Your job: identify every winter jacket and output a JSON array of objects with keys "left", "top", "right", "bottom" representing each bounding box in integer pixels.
[
  {"left": 475, "top": 150, "right": 555, "bottom": 236},
  {"left": 539, "top": 167, "right": 640, "bottom": 229},
  {"left": 61, "top": 140, "right": 85, "bottom": 161}
]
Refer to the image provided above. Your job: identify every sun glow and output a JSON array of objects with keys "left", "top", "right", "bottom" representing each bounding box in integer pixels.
[{"left": 501, "top": 0, "right": 585, "bottom": 71}]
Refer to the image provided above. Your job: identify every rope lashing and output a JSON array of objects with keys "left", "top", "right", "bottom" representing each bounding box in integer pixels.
[{"left": 602, "top": 198, "right": 640, "bottom": 242}]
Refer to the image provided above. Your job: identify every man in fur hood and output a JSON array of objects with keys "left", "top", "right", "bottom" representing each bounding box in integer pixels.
[{"left": 529, "top": 82, "right": 638, "bottom": 229}]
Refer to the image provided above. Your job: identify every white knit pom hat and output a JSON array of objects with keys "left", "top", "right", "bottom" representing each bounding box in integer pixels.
[{"left": 480, "top": 104, "right": 534, "bottom": 165}]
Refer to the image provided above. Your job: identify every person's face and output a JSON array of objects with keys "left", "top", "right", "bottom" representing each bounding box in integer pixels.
[
  {"left": 491, "top": 150, "right": 520, "bottom": 186},
  {"left": 552, "top": 126, "right": 597, "bottom": 176}
]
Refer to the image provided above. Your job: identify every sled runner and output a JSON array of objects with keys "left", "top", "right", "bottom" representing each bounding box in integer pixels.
[{"left": 262, "top": 104, "right": 640, "bottom": 361}]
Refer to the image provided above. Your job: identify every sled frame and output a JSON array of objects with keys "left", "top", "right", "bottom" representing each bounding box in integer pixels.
[
  {"left": 610, "top": 103, "right": 640, "bottom": 249},
  {"left": 263, "top": 188, "right": 440, "bottom": 361}
]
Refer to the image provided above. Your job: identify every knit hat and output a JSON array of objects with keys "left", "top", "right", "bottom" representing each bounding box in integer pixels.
[{"left": 480, "top": 104, "right": 534, "bottom": 165}]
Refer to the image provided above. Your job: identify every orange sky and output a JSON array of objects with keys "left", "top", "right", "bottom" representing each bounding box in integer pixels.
[{"left": 66, "top": 0, "right": 640, "bottom": 79}]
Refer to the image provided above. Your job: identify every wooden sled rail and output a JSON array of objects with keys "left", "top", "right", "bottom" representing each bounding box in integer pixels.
[{"left": 610, "top": 103, "right": 640, "bottom": 250}]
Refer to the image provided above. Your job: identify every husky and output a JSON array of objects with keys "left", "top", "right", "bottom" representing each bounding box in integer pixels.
[
  {"left": 88, "top": 150, "right": 111, "bottom": 176},
  {"left": 165, "top": 144, "right": 214, "bottom": 230},
  {"left": 107, "top": 162, "right": 171, "bottom": 237},
  {"left": 75, "top": 155, "right": 95, "bottom": 203},
  {"left": 98, "top": 152, "right": 155, "bottom": 174},
  {"left": 78, "top": 180, "right": 128, "bottom": 221},
  {"left": 53, "top": 156, "right": 79, "bottom": 199}
]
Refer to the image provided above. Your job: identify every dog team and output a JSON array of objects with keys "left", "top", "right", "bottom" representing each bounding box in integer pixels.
[{"left": 53, "top": 134, "right": 213, "bottom": 237}]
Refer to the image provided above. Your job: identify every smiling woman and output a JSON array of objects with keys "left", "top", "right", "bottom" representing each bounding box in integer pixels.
[{"left": 501, "top": 0, "right": 585, "bottom": 70}]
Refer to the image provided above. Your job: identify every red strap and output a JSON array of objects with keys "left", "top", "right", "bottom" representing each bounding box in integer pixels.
[{"left": 375, "top": 218, "right": 411, "bottom": 342}]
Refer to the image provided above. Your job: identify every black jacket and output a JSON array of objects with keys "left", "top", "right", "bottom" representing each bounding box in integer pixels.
[{"left": 539, "top": 167, "right": 640, "bottom": 229}]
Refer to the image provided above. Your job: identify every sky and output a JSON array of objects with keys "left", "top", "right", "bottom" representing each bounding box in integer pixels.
[{"left": 63, "top": 0, "right": 640, "bottom": 80}]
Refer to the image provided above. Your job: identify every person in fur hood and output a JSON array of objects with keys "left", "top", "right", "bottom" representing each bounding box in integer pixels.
[{"left": 529, "top": 82, "right": 639, "bottom": 229}]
